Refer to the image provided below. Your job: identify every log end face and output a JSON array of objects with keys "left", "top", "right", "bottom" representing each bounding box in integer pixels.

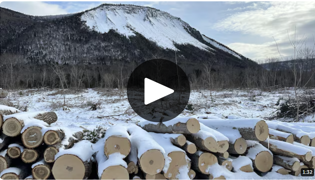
[
  {"left": 286, "top": 134, "right": 294, "bottom": 143},
  {"left": 305, "top": 151, "right": 312, "bottom": 162},
  {"left": 44, "top": 147, "right": 59, "bottom": 163},
  {"left": 188, "top": 169, "right": 196, "bottom": 179},
  {"left": 165, "top": 151, "right": 189, "bottom": 179},
  {"left": 292, "top": 161, "right": 300, "bottom": 172},
  {"left": 300, "top": 135, "right": 311, "bottom": 146},
  {"left": 187, "top": 143, "right": 197, "bottom": 154},
  {"left": 311, "top": 139, "right": 315, "bottom": 147},
  {"left": 177, "top": 134, "right": 186, "bottom": 146},
  {"left": 239, "top": 164, "right": 253, "bottom": 172},
  {"left": 204, "top": 137, "right": 218, "bottom": 153},
  {"left": 2, "top": 118, "right": 22, "bottom": 137},
  {"left": 104, "top": 136, "right": 131, "bottom": 157},
  {"left": 8, "top": 147, "right": 21, "bottom": 159},
  {"left": 255, "top": 120, "right": 269, "bottom": 141},
  {"left": 139, "top": 149, "right": 165, "bottom": 175},
  {"left": 101, "top": 165, "right": 129, "bottom": 180},
  {"left": 187, "top": 118, "right": 200, "bottom": 134},
  {"left": 1, "top": 173, "right": 19, "bottom": 180},
  {"left": 32, "top": 165, "right": 51, "bottom": 180},
  {"left": 22, "top": 149, "right": 39, "bottom": 163},
  {"left": 255, "top": 151, "right": 273, "bottom": 172},
  {"left": 234, "top": 138, "right": 247, "bottom": 155},
  {"left": 198, "top": 152, "right": 218, "bottom": 174},
  {"left": 222, "top": 152, "right": 229, "bottom": 159},
  {"left": 276, "top": 168, "right": 290, "bottom": 175},
  {"left": 0, "top": 156, "right": 9, "bottom": 172},
  {"left": 52, "top": 155, "right": 85, "bottom": 180},
  {"left": 22, "top": 126, "right": 43, "bottom": 148},
  {"left": 44, "top": 130, "right": 60, "bottom": 145},
  {"left": 217, "top": 141, "right": 229, "bottom": 153},
  {"left": 221, "top": 160, "right": 232, "bottom": 171}
]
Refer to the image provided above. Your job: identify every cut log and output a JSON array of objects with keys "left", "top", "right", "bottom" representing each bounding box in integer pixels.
[
  {"left": 293, "top": 142, "right": 315, "bottom": 168},
  {"left": 2, "top": 117, "right": 25, "bottom": 137},
  {"left": 189, "top": 151, "right": 217, "bottom": 174},
  {"left": 228, "top": 137, "right": 247, "bottom": 155},
  {"left": 218, "top": 157, "right": 232, "bottom": 171},
  {"left": 267, "top": 122, "right": 310, "bottom": 145},
  {"left": 21, "top": 149, "right": 40, "bottom": 164},
  {"left": 43, "top": 129, "right": 65, "bottom": 145},
  {"left": 138, "top": 117, "right": 200, "bottom": 134},
  {"left": 198, "top": 118, "right": 269, "bottom": 141},
  {"left": 186, "top": 130, "right": 219, "bottom": 153},
  {"left": 246, "top": 141, "right": 273, "bottom": 173},
  {"left": 271, "top": 165, "right": 290, "bottom": 175},
  {"left": 43, "top": 146, "right": 58, "bottom": 163},
  {"left": 260, "top": 139, "right": 312, "bottom": 162},
  {"left": 22, "top": 126, "right": 44, "bottom": 149},
  {"left": 95, "top": 151, "right": 128, "bottom": 180},
  {"left": 127, "top": 161, "right": 138, "bottom": 174},
  {"left": 7, "top": 144, "right": 24, "bottom": 159},
  {"left": 269, "top": 128, "right": 294, "bottom": 143},
  {"left": 32, "top": 159, "right": 51, "bottom": 180},
  {"left": 182, "top": 141, "right": 197, "bottom": 154},
  {"left": 273, "top": 155, "right": 300, "bottom": 171},
  {"left": 290, "top": 162, "right": 306, "bottom": 176},
  {"left": 230, "top": 156, "right": 253, "bottom": 172},
  {"left": 215, "top": 152, "right": 229, "bottom": 159},
  {"left": 0, "top": 150, "right": 11, "bottom": 172},
  {"left": 52, "top": 140, "right": 94, "bottom": 180},
  {"left": 128, "top": 125, "right": 165, "bottom": 175},
  {"left": 200, "top": 124, "right": 229, "bottom": 153},
  {"left": 0, "top": 105, "right": 20, "bottom": 115},
  {"left": 150, "top": 133, "right": 190, "bottom": 179},
  {"left": 0, "top": 166, "right": 30, "bottom": 180},
  {"left": 163, "top": 134, "right": 186, "bottom": 147},
  {"left": 33, "top": 112, "right": 57, "bottom": 125},
  {"left": 188, "top": 169, "right": 196, "bottom": 179},
  {"left": 104, "top": 125, "right": 131, "bottom": 157}
]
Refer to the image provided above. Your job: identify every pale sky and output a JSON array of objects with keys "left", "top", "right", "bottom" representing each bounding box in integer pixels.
[{"left": 1, "top": 1, "right": 315, "bottom": 63}]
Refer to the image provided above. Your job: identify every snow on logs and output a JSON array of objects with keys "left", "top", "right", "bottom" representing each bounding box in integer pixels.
[
  {"left": 52, "top": 140, "right": 94, "bottom": 180},
  {"left": 128, "top": 125, "right": 165, "bottom": 175},
  {"left": 150, "top": 133, "right": 191, "bottom": 179},
  {"left": 260, "top": 139, "right": 312, "bottom": 162},
  {"left": 198, "top": 118, "right": 269, "bottom": 142},
  {"left": 189, "top": 151, "right": 218, "bottom": 174},
  {"left": 7, "top": 144, "right": 24, "bottom": 159},
  {"left": 0, "top": 166, "right": 30, "bottom": 180},
  {"left": 31, "top": 159, "right": 51, "bottom": 180},
  {"left": 268, "top": 128, "right": 294, "bottom": 143},
  {"left": 217, "top": 157, "right": 232, "bottom": 171},
  {"left": 2, "top": 111, "right": 56, "bottom": 137},
  {"left": 0, "top": 150, "right": 11, "bottom": 172},
  {"left": 0, "top": 105, "right": 20, "bottom": 116},
  {"left": 230, "top": 156, "right": 254, "bottom": 172},
  {"left": 273, "top": 155, "right": 300, "bottom": 171},
  {"left": 94, "top": 151, "right": 128, "bottom": 180},
  {"left": 104, "top": 125, "right": 131, "bottom": 157},
  {"left": 271, "top": 165, "right": 291, "bottom": 175},
  {"left": 267, "top": 122, "right": 311, "bottom": 145},
  {"left": 293, "top": 142, "right": 315, "bottom": 168},
  {"left": 246, "top": 140, "right": 273, "bottom": 172},
  {"left": 138, "top": 117, "right": 200, "bottom": 134}
]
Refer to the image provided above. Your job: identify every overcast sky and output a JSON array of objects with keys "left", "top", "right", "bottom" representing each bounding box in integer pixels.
[{"left": 1, "top": 1, "right": 314, "bottom": 63}]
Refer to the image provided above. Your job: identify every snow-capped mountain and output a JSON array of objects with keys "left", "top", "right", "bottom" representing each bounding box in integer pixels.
[{"left": 0, "top": 4, "right": 257, "bottom": 68}]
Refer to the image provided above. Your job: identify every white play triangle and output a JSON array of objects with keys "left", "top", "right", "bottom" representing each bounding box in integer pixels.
[{"left": 144, "top": 78, "right": 174, "bottom": 105}]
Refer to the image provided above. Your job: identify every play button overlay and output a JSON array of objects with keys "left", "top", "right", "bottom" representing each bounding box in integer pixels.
[
  {"left": 127, "top": 59, "right": 190, "bottom": 122},
  {"left": 144, "top": 78, "right": 174, "bottom": 105}
]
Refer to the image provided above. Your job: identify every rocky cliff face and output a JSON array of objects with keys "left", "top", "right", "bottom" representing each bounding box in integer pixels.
[{"left": 0, "top": 4, "right": 257, "bottom": 69}]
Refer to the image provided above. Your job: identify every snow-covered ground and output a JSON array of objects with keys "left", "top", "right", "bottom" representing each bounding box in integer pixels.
[{"left": 2, "top": 88, "right": 315, "bottom": 179}]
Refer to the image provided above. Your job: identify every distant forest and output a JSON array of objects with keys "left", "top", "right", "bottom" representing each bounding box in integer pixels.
[{"left": 0, "top": 53, "right": 314, "bottom": 90}]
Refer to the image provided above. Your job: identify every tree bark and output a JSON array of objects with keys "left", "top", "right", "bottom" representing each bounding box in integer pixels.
[
  {"left": 186, "top": 130, "right": 219, "bottom": 153},
  {"left": 0, "top": 149, "right": 12, "bottom": 172},
  {"left": 0, "top": 166, "right": 31, "bottom": 180},
  {"left": 33, "top": 112, "right": 57, "bottom": 125},
  {"left": 138, "top": 118, "right": 200, "bottom": 134}
]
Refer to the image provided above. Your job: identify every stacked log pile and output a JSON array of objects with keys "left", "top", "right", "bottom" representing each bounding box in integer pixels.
[{"left": 1, "top": 104, "right": 315, "bottom": 180}]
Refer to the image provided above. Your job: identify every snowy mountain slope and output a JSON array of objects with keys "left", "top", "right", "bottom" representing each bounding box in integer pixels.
[
  {"left": 81, "top": 5, "right": 211, "bottom": 51},
  {"left": 202, "top": 34, "right": 242, "bottom": 59}
]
